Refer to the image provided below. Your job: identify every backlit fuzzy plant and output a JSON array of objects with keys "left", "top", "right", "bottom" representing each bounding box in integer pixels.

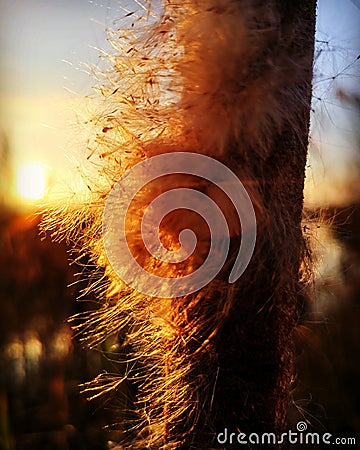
[{"left": 42, "top": 1, "right": 316, "bottom": 448}]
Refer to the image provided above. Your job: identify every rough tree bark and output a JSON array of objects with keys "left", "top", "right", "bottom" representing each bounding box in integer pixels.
[{"left": 45, "top": 1, "right": 316, "bottom": 449}]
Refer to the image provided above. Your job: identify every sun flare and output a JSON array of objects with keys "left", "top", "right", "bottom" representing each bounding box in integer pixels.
[{"left": 16, "top": 162, "right": 47, "bottom": 201}]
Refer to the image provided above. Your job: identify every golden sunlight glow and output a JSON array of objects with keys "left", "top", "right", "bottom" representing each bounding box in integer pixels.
[{"left": 16, "top": 162, "right": 47, "bottom": 201}]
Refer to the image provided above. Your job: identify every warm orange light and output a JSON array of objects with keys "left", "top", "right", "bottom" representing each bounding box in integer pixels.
[{"left": 16, "top": 161, "right": 48, "bottom": 201}]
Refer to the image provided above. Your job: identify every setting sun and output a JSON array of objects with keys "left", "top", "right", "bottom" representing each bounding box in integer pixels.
[{"left": 16, "top": 162, "right": 48, "bottom": 201}]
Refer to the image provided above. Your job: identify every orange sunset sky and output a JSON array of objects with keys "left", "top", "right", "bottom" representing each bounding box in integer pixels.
[{"left": 0, "top": 0, "right": 359, "bottom": 209}]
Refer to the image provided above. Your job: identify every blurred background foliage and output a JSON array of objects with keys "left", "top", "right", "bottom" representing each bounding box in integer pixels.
[{"left": 0, "top": 211, "right": 118, "bottom": 449}]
